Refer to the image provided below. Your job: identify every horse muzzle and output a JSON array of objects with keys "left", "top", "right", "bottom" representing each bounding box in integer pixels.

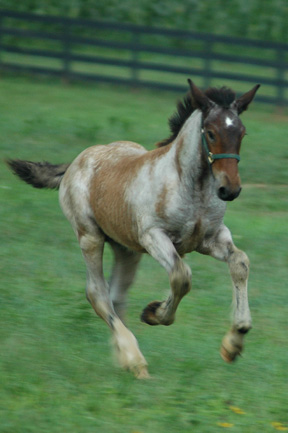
[{"left": 217, "top": 185, "right": 242, "bottom": 201}]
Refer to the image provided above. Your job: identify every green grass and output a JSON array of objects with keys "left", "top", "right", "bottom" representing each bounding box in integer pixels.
[{"left": 0, "top": 76, "right": 287, "bottom": 432}]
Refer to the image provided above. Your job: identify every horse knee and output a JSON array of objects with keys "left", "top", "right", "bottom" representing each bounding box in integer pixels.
[{"left": 170, "top": 260, "right": 192, "bottom": 296}]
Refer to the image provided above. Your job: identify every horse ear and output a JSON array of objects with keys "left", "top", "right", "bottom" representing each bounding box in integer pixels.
[
  {"left": 188, "top": 79, "right": 213, "bottom": 112},
  {"left": 234, "top": 84, "right": 260, "bottom": 114}
]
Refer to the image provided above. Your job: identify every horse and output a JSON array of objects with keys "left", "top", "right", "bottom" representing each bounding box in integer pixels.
[{"left": 8, "top": 80, "right": 260, "bottom": 379}]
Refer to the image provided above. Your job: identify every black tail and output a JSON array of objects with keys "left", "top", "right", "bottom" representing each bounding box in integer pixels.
[{"left": 7, "top": 159, "right": 70, "bottom": 190}]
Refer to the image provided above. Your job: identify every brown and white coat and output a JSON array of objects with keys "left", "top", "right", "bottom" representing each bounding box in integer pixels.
[{"left": 8, "top": 81, "right": 260, "bottom": 378}]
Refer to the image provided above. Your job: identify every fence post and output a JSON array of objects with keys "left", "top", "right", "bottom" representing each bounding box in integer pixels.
[
  {"left": 276, "top": 47, "right": 286, "bottom": 108},
  {"left": 62, "top": 18, "right": 71, "bottom": 83},
  {"left": 203, "top": 37, "right": 213, "bottom": 89},
  {"left": 0, "top": 13, "right": 3, "bottom": 69},
  {"left": 131, "top": 29, "right": 140, "bottom": 86}
]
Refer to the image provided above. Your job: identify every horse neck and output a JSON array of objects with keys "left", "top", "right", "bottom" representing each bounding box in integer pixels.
[{"left": 173, "top": 110, "right": 206, "bottom": 183}]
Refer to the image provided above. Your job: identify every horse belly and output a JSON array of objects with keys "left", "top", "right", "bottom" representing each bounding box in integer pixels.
[{"left": 92, "top": 195, "right": 145, "bottom": 252}]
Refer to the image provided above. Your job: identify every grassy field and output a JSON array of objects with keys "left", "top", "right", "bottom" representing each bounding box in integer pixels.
[{"left": 0, "top": 76, "right": 287, "bottom": 433}]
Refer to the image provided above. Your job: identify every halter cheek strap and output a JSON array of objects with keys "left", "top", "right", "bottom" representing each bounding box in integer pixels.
[{"left": 201, "top": 127, "right": 241, "bottom": 165}]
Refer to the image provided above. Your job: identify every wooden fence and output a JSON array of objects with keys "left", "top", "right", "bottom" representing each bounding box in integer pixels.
[{"left": 0, "top": 10, "right": 287, "bottom": 106}]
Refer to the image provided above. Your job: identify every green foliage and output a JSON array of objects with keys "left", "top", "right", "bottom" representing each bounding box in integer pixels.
[
  {"left": 1, "top": 0, "right": 288, "bottom": 42},
  {"left": 0, "top": 77, "right": 288, "bottom": 432}
]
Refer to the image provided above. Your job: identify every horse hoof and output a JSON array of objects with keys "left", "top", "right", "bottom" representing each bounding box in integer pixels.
[
  {"left": 220, "top": 345, "right": 239, "bottom": 363},
  {"left": 141, "top": 301, "right": 174, "bottom": 326},
  {"left": 220, "top": 332, "right": 243, "bottom": 362},
  {"left": 133, "top": 366, "right": 151, "bottom": 380},
  {"left": 141, "top": 301, "right": 162, "bottom": 325}
]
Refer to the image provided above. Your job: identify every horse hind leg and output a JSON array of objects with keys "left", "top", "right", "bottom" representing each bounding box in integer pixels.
[
  {"left": 108, "top": 241, "right": 142, "bottom": 322},
  {"left": 79, "top": 229, "right": 149, "bottom": 379}
]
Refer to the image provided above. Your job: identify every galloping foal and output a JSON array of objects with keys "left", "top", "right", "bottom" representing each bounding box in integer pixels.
[{"left": 8, "top": 80, "right": 260, "bottom": 378}]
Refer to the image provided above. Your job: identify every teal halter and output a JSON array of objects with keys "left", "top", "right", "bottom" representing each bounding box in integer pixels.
[{"left": 201, "top": 125, "right": 241, "bottom": 165}]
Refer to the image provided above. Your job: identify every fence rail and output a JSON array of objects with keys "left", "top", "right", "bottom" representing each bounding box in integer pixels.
[{"left": 0, "top": 10, "right": 287, "bottom": 106}]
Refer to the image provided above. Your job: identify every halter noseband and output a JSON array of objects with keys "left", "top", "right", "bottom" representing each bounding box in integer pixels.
[{"left": 201, "top": 121, "right": 241, "bottom": 165}]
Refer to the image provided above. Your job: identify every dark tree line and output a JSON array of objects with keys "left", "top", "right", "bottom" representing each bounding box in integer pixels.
[{"left": 0, "top": 0, "right": 287, "bottom": 42}]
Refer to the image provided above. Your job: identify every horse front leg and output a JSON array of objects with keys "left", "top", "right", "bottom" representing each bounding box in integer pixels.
[
  {"left": 203, "top": 226, "right": 252, "bottom": 362},
  {"left": 140, "top": 229, "right": 192, "bottom": 326},
  {"left": 221, "top": 244, "right": 252, "bottom": 362}
]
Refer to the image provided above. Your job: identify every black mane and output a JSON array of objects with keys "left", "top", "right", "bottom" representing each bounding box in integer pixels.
[{"left": 157, "top": 86, "right": 236, "bottom": 147}]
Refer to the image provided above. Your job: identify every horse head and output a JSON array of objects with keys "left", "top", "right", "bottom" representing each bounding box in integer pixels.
[{"left": 188, "top": 80, "right": 260, "bottom": 201}]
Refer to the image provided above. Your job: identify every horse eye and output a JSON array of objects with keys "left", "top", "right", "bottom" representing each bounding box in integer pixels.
[{"left": 207, "top": 130, "right": 215, "bottom": 141}]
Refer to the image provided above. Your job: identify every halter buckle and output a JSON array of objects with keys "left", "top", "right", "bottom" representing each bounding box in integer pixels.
[{"left": 208, "top": 152, "right": 214, "bottom": 164}]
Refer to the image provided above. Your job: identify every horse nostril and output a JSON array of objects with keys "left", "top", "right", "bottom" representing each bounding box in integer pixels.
[
  {"left": 218, "top": 186, "right": 242, "bottom": 201},
  {"left": 218, "top": 186, "right": 228, "bottom": 200}
]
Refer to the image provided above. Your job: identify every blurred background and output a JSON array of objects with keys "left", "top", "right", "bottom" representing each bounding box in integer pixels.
[
  {"left": 1, "top": 0, "right": 287, "bottom": 40},
  {"left": 0, "top": 2, "right": 287, "bottom": 433},
  {"left": 0, "top": 1, "right": 287, "bottom": 105}
]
